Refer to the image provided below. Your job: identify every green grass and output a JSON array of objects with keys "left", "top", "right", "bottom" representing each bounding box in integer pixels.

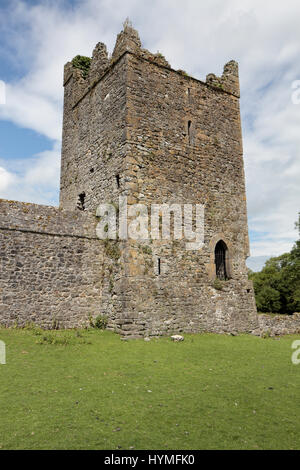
[{"left": 0, "top": 328, "right": 299, "bottom": 450}]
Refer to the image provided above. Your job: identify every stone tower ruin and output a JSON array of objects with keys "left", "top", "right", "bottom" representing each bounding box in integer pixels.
[{"left": 0, "top": 23, "right": 258, "bottom": 337}]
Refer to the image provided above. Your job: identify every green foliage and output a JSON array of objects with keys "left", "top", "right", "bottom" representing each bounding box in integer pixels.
[
  {"left": 51, "top": 318, "right": 60, "bottom": 330},
  {"left": 213, "top": 278, "right": 224, "bottom": 291},
  {"left": 95, "top": 315, "right": 108, "bottom": 330},
  {"left": 249, "top": 216, "right": 300, "bottom": 314},
  {"left": 261, "top": 330, "right": 272, "bottom": 339},
  {"left": 155, "top": 51, "right": 164, "bottom": 58},
  {"left": 71, "top": 55, "right": 91, "bottom": 78},
  {"left": 104, "top": 240, "right": 121, "bottom": 261},
  {"left": 177, "top": 69, "right": 189, "bottom": 77},
  {"left": 142, "top": 245, "right": 152, "bottom": 255},
  {"left": 90, "top": 314, "right": 108, "bottom": 330},
  {"left": 109, "top": 276, "right": 114, "bottom": 293},
  {"left": 37, "top": 330, "right": 91, "bottom": 346}
]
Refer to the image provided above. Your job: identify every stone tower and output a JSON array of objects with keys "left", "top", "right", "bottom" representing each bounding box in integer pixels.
[{"left": 59, "top": 22, "right": 258, "bottom": 337}]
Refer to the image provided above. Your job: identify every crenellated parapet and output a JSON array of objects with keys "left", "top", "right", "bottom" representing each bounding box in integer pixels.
[
  {"left": 62, "top": 20, "right": 172, "bottom": 108},
  {"left": 206, "top": 60, "right": 240, "bottom": 98},
  {"left": 112, "top": 20, "right": 170, "bottom": 68},
  {"left": 111, "top": 19, "right": 142, "bottom": 60},
  {"left": 89, "top": 42, "right": 109, "bottom": 83},
  {"left": 63, "top": 21, "right": 241, "bottom": 111}
]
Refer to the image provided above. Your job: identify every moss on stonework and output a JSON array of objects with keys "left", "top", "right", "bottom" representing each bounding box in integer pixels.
[
  {"left": 213, "top": 278, "right": 224, "bottom": 291},
  {"left": 142, "top": 245, "right": 152, "bottom": 255},
  {"left": 177, "top": 69, "right": 189, "bottom": 77},
  {"left": 104, "top": 240, "right": 121, "bottom": 261},
  {"left": 71, "top": 55, "right": 92, "bottom": 78}
]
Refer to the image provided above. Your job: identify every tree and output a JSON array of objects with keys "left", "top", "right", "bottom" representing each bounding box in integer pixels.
[{"left": 249, "top": 213, "right": 300, "bottom": 314}]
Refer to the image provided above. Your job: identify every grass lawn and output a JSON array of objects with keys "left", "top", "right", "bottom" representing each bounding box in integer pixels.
[{"left": 0, "top": 328, "right": 299, "bottom": 450}]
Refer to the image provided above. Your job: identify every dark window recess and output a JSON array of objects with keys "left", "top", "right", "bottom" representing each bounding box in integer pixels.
[
  {"left": 77, "top": 192, "right": 86, "bottom": 211},
  {"left": 90, "top": 168, "right": 94, "bottom": 173},
  {"left": 116, "top": 174, "right": 120, "bottom": 188},
  {"left": 215, "top": 240, "right": 228, "bottom": 280},
  {"left": 188, "top": 88, "right": 191, "bottom": 104},
  {"left": 188, "top": 120, "right": 192, "bottom": 144},
  {"left": 158, "top": 258, "right": 161, "bottom": 275}
]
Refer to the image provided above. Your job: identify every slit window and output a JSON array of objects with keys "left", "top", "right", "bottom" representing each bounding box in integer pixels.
[
  {"left": 188, "top": 120, "right": 192, "bottom": 144},
  {"left": 158, "top": 258, "right": 161, "bottom": 275},
  {"left": 116, "top": 174, "right": 120, "bottom": 188},
  {"left": 77, "top": 192, "right": 86, "bottom": 211}
]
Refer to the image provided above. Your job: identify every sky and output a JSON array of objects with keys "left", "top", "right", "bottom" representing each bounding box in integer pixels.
[{"left": 0, "top": 0, "right": 299, "bottom": 271}]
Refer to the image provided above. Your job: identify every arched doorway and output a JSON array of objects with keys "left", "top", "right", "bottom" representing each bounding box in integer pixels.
[{"left": 215, "top": 240, "right": 228, "bottom": 280}]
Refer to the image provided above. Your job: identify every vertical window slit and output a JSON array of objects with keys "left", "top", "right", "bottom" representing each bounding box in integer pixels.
[
  {"left": 116, "top": 174, "right": 120, "bottom": 188},
  {"left": 158, "top": 258, "right": 161, "bottom": 275},
  {"left": 77, "top": 192, "right": 86, "bottom": 211},
  {"left": 188, "top": 120, "right": 192, "bottom": 144}
]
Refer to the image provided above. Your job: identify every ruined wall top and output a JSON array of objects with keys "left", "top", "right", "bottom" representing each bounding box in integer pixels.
[
  {"left": 0, "top": 199, "right": 98, "bottom": 239},
  {"left": 63, "top": 20, "right": 240, "bottom": 101}
]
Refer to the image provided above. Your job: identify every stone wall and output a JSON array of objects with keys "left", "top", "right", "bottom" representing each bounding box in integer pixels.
[
  {"left": 0, "top": 200, "right": 107, "bottom": 328},
  {"left": 258, "top": 313, "right": 300, "bottom": 336}
]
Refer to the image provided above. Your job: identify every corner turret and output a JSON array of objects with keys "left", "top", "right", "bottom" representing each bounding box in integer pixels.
[
  {"left": 112, "top": 18, "right": 142, "bottom": 61},
  {"left": 206, "top": 60, "right": 240, "bottom": 97}
]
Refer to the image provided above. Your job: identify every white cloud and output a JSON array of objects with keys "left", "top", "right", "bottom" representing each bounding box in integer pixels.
[
  {"left": 0, "top": 166, "right": 16, "bottom": 191},
  {"left": 0, "top": 0, "right": 299, "bottom": 264},
  {"left": 0, "top": 83, "right": 61, "bottom": 141},
  {"left": 0, "top": 144, "right": 60, "bottom": 206}
]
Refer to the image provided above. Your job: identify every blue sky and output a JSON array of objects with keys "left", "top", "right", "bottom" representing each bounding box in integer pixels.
[{"left": 0, "top": 0, "right": 299, "bottom": 271}]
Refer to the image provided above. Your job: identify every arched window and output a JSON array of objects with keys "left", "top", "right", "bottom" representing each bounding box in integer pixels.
[{"left": 215, "top": 240, "right": 228, "bottom": 280}]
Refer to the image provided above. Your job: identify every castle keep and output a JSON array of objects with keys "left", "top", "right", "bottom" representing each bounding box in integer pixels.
[{"left": 0, "top": 24, "right": 259, "bottom": 337}]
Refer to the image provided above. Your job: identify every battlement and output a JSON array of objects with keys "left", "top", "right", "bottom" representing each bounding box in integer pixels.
[
  {"left": 63, "top": 21, "right": 240, "bottom": 109},
  {"left": 206, "top": 60, "right": 240, "bottom": 98}
]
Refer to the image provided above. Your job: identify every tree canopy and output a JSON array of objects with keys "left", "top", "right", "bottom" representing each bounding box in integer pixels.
[{"left": 249, "top": 213, "right": 300, "bottom": 314}]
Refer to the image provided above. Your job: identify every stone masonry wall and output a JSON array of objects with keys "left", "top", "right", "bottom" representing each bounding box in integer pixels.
[
  {"left": 258, "top": 313, "right": 300, "bottom": 336},
  {"left": 60, "top": 50, "right": 128, "bottom": 212},
  {"left": 0, "top": 200, "right": 123, "bottom": 328}
]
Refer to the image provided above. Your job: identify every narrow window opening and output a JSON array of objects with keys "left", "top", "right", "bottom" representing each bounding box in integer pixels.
[
  {"left": 90, "top": 168, "right": 94, "bottom": 173},
  {"left": 188, "top": 120, "right": 192, "bottom": 144},
  {"left": 77, "top": 192, "right": 86, "bottom": 211},
  {"left": 215, "top": 240, "right": 228, "bottom": 280},
  {"left": 116, "top": 174, "right": 120, "bottom": 188},
  {"left": 158, "top": 258, "right": 161, "bottom": 275},
  {"left": 188, "top": 88, "right": 191, "bottom": 104}
]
